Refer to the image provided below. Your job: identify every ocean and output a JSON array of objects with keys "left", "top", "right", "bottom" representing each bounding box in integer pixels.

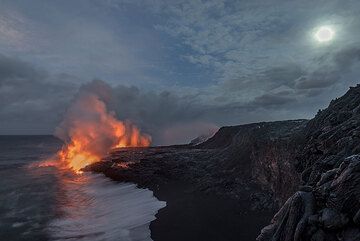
[{"left": 0, "top": 136, "right": 165, "bottom": 241}]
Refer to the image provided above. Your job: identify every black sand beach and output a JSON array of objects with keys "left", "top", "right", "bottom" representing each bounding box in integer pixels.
[
  {"left": 87, "top": 146, "right": 277, "bottom": 241},
  {"left": 149, "top": 181, "right": 273, "bottom": 241}
]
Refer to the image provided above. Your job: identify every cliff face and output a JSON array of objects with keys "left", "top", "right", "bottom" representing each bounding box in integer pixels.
[
  {"left": 297, "top": 86, "right": 360, "bottom": 186},
  {"left": 198, "top": 120, "right": 307, "bottom": 204},
  {"left": 258, "top": 85, "right": 360, "bottom": 241}
]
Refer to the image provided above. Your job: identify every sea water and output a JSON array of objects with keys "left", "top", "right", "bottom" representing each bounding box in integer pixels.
[{"left": 0, "top": 136, "right": 165, "bottom": 241}]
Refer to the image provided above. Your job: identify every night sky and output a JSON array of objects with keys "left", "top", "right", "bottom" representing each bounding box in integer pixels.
[{"left": 1, "top": 0, "right": 360, "bottom": 144}]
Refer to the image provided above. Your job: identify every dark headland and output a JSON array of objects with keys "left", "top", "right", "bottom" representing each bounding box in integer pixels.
[{"left": 86, "top": 84, "right": 360, "bottom": 241}]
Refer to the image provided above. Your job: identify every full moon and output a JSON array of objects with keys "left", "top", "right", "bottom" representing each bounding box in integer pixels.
[{"left": 315, "top": 26, "right": 335, "bottom": 42}]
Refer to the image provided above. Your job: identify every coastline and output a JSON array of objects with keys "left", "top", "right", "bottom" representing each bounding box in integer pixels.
[
  {"left": 86, "top": 146, "right": 276, "bottom": 241},
  {"left": 87, "top": 86, "right": 360, "bottom": 241},
  {"left": 149, "top": 180, "right": 273, "bottom": 241}
]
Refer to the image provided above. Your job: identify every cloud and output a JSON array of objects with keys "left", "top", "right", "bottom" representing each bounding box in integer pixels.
[
  {"left": 0, "top": 54, "right": 217, "bottom": 144},
  {"left": 148, "top": 0, "right": 330, "bottom": 80},
  {"left": 161, "top": 121, "right": 219, "bottom": 145},
  {"left": 2, "top": 0, "right": 360, "bottom": 145},
  {"left": 294, "top": 46, "right": 360, "bottom": 90},
  {"left": 140, "top": 0, "right": 360, "bottom": 101},
  {"left": 252, "top": 93, "right": 297, "bottom": 107},
  {"left": 0, "top": 0, "right": 168, "bottom": 87},
  {"left": 0, "top": 54, "right": 345, "bottom": 144},
  {"left": 333, "top": 46, "right": 360, "bottom": 69},
  {"left": 0, "top": 54, "right": 77, "bottom": 134},
  {"left": 111, "top": 84, "right": 216, "bottom": 144},
  {"left": 294, "top": 75, "right": 337, "bottom": 90},
  {"left": 0, "top": 55, "right": 216, "bottom": 144},
  {"left": 0, "top": 54, "right": 44, "bottom": 84}
]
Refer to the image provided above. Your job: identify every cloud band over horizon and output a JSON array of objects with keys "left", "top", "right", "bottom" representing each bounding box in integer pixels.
[{"left": 1, "top": 0, "right": 360, "bottom": 144}]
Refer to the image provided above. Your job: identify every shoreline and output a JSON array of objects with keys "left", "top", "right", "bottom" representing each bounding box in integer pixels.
[
  {"left": 86, "top": 146, "right": 276, "bottom": 241},
  {"left": 148, "top": 180, "right": 273, "bottom": 241}
]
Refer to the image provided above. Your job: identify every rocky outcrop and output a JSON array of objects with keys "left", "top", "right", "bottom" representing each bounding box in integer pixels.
[
  {"left": 258, "top": 85, "right": 360, "bottom": 240},
  {"left": 296, "top": 86, "right": 360, "bottom": 186},
  {"left": 257, "top": 155, "right": 360, "bottom": 241}
]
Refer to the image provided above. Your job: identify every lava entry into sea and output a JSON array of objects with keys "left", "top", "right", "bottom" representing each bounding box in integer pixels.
[{"left": 52, "top": 80, "right": 151, "bottom": 173}]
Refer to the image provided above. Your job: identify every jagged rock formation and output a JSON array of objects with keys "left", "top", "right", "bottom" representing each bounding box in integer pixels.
[
  {"left": 296, "top": 86, "right": 360, "bottom": 186},
  {"left": 257, "top": 155, "right": 360, "bottom": 241},
  {"left": 258, "top": 85, "right": 360, "bottom": 241}
]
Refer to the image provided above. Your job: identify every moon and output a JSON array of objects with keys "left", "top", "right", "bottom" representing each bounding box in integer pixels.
[{"left": 315, "top": 26, "right": 335, "bottom": 42}]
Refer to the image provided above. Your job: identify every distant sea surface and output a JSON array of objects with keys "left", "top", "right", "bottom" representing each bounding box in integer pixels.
[{"left": 0, "top": 135, "right": 165, "bottom": 241}]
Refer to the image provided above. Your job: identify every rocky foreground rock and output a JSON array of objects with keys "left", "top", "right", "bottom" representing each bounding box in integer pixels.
[
  {"left": 257, "top": 155, "right": 360, "bottom": 241},
  {"left": 87, "top": 85, "right": 360, "bottom": 240},
  {"left": 257, "top": 85, "right": 360, "bottom": 241}
]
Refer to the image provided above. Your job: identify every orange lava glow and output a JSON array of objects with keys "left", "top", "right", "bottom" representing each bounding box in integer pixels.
[{"left": 54, "top": 91, "right": 151, "bottom": 173}]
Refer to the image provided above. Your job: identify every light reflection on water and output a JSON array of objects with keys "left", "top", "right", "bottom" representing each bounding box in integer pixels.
[
  {"left": 0, "top": 136, "right": 165, "bottom": 241},
  {"left": 48, "top": 171, "right": 166, "bottom": 241}
]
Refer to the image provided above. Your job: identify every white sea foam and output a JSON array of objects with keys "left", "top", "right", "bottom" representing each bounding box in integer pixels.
[{"left": 48, "top": 173, "right": 166, "bottom": 241}]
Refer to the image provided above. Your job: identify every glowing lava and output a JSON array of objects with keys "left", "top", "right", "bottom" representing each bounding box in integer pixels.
[{"left": 53, "top": 81, "right": 151, "bottom": 173}]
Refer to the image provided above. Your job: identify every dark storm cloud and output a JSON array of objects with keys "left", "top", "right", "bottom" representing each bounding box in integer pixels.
[
  {"left": 222, "top": 63, "right": 304, "bottom": 94},
  {"left": 0, "top": 54, "right": 77, "bottom": 134},
  {"left": 294, "top": 74, "right": 337, "bottom": 90},
  {"left": 0, "top": 53, "right": 217, "bottom": 143},
  {"left": 110, "top": 84, "right": 218, "bottom": 144},
  {"left": 334, "top": 46, "right": 360, "bottom": 69},
  {"left": 261, "top": 65, "right": 304, "bottom": 89},
  {"left": 224, "top": 44, "right": 360, "bottom": 95},
  {"left": 113, "top": 86, "right": 199, "bottom": 125},
  {"left": 0, "top": 54, "right": 44, "bottom": 84},
  {"left": 294, "top": 45, "right": 360, "bottom": 90},
  {"left": 0, "top": 54, "right": 216, "bottom": 143},
  {"left": 0, "top": 52, "right": 350, "bottom": 144},
  {"left": 222, "top": 43, "right": 360, "bottom": 110},
  {"left": 251, "top": 93, "right": 297, "bottom": 107}
]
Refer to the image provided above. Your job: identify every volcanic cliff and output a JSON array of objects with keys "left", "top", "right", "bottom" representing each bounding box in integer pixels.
[
  {"left": 87, "top": 84, "right": 360, "bottom": 241},
  {"left": 257, "top": 85, "right": 360, "bottom": 241}
]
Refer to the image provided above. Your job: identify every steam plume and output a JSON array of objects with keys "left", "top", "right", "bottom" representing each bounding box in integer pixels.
[{"left": 54, "top": 80, "right": 151, "bottom": 172}]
